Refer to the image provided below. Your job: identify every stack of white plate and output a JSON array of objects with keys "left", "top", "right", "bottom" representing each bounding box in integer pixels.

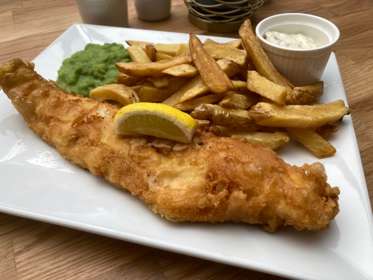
[{"left": 184, "top": 0, "right": 264, "bottom": 33}]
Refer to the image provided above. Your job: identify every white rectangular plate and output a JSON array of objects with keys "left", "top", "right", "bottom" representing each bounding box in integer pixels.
[{"left": 1, "top": 24, "right": 373, "bottom": 280}]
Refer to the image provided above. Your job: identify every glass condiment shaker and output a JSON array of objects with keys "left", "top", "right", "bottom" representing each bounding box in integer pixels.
[{"left": 135, "top": 0, "right": 171, "bottom": 21}]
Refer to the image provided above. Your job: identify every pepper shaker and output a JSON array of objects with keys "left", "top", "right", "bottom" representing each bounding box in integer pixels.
[
  {"left": 135, "top": 0, "right": 171, "bottom": 21},
  {"left": 76, "top": 0, "right": 128, "bottom": 26}
]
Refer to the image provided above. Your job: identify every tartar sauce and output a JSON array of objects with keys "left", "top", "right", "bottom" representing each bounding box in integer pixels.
[{"left": 264, "top": 31, "right": 320, "bottom": 50}]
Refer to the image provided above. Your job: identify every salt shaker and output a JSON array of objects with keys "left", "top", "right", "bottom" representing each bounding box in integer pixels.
[
  {"left": 76, "top": 0, "right": 128, "bottom": 27},
  {"left": 135, "top": 0, "right": 171, "bottom": 21}
]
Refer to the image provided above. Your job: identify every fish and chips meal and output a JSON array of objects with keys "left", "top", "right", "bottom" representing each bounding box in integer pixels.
[{"left": 0, "top": 19, "right": 348, "bottom": 231}]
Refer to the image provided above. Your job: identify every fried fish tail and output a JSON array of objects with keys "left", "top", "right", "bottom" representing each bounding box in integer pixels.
[{"left": 0, "top": 59, "right": 339, "bottom": 231}]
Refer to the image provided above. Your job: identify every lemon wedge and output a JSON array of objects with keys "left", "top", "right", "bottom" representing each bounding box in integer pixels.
[
  {"left": 114, "top": 102, "right": 197, "bottom": 143},
  {"left": 90, "top": 84, "right": 139, "bottom": 106}
]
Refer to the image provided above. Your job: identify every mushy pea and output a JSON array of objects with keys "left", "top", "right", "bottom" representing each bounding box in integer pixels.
[{"left": 57, "top": 43, "right": 130, "bottom": 97}]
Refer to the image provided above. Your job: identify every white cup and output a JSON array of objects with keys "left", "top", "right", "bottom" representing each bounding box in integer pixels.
[
  {"left": 255, "top": 13, "right": 340, "bottom": 85},
  {"left": 76, "top": 0, "right": 128, "bottom": 27}
]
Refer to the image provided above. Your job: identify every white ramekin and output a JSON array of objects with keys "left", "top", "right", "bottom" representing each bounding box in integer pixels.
[{"left": 255, "top": 13, "right": 340, "bottom": 85}]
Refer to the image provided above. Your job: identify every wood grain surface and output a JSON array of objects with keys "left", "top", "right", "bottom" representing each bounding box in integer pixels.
[{"left": 1, "top": 0, "right": 372, "bottom": 279}]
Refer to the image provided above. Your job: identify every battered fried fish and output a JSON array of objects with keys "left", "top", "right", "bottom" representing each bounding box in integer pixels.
[{"left": 0, "top": 59, "right": 339, "bottom": 231}]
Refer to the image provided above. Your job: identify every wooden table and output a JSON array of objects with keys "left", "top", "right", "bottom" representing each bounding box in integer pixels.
[{"left": 1, "top": 1, "right": 372, "bottom": 279}]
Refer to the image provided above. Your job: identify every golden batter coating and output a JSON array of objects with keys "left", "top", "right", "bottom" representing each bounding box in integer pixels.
[{"left": 0, "top": 59, "right": 339, "bottom": 231}]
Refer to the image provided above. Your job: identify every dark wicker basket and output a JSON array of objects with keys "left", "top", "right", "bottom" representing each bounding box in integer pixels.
[{"left": 184, "top": 0, "right": 264, "bottom": 33}]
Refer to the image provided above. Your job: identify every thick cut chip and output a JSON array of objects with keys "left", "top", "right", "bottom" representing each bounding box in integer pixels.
[
  {"left": 232, "top": 131, "right": 290, "bottom": 150},
  {"left": 205, "top": 39, "right": 242, "bottom": 49},
  {"left": 175, "top": 94, "right": 221, "bottom": 111},
  {"left": 117, "top": 73, "right": 143, "bottom": 86},
  {"left": 239, "top": 19, "right": 293, "bottom": 88},
  {"left": 195, "top": 119, "right": 210, "bottom": 129},
  {"left": 132, "top": 85, "right": 165, "bottom": 102},
  {"left": 133, "top": 78, "right": 186, "bottom": 102},
  {"left": 148, "top": 76, "right": 172, "bottom": 88},
  {"left": 191, "top": 104, "right": 255, "bottom": 129},
  {"left": 176, "top": 44, "right": 190, "bottom": 56},
  {"left": 286, "top": 82, "right": 323, "bottom": 105},
  {"left": 127, "top": 45, "right": 152, "bottom": 63},
  {"left": 203, "top": 42, "right": 247, "bottom": 66},
  {"left": 250, "top": 100, "right": 349, "bottom": 128},
  {"left": 126, "top": 40, "right": 187, "bottom": 56},
  {"left": 162, "top": 64, "right": 197, "bottom": 77},
  {"left": 219, "top": 91, "right": 256, "bottom": 109},
  {"left": 133, "top": 86, "right": 172, "bottom": 102},
  {"left": 127, "top": 40, "right": 187, "bottom": 57},
  {"left": 116, "top": 55, "right": 190, "bottom": 76},
  {"left": 156, "top": 52, "right": 173, "bottom": 61},
  {"left": 214, "top": 59, "right": 241, "bottom": 77},
  {"left": 126, "top": 40, "right": 157, "bottom": 60},
  {"left": 163, "top": 76, "right": 206, "bottom": 106},
  {"left": 189, "top": 34, "right": 233, "bottom": 94},
  {"left": 144, "top": 44, "right": 157, "bottom": 61},
  {"left": 154, "top": 43, "right": 187, "bottom": 56},
  {"left": 316, "top": 121, "right": 340, "bottom": 139},
  {"left": 163, "top": 59, "right": 239, "bottom": 106},
  {"left": 288, "top": 128, "right": 336, "bottom": 158},
  {"left": 231, "top": 80, "right": 255, "bottom": 95},
  {"left": 247, "top": 71, "right": 287, "bottom": 105},
  {"left": 232, "top": 80, "right": 247, "bottom": 90}
]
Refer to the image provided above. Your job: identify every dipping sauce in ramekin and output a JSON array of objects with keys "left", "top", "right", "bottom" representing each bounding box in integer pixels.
[
  {"left": 256, "top": 13, "right": 340, "bottom": 85},
  {"left": 264, "top": 30, "right": 323, "bottom": 50}
]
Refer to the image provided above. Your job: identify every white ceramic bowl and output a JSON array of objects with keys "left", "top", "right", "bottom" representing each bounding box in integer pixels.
[{"left": 255, "top": 13, "right": 340, "bottom": 85}]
